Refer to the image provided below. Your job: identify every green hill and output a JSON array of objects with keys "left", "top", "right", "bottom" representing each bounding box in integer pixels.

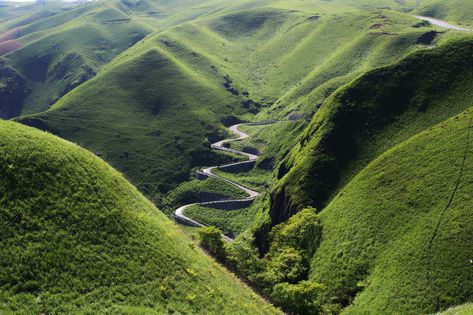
[
  {"left": 4, "top": 1, "right": 473, "bottom": 312},
  {"left": 414, "top": 0, "right": 473, "bottom": 25},
  {"left": 311, "top": 108, "right": 473, "bottom": 314},
  {"left": 18, "top": 37, "right": 244, "bottom": 201},
  {"left": 16, "top": 0, "right": 431, "bottom": 205},
  {"left": 271, "top": 36, "right": 473, "bottom": 226},
  {"left": 0, "top": 2, "right": 154, "bottom": 118},
  {"left": 0, "top": 120, "right": 278, "bottom": 314},
  {"left": 244, "top": 35, "right": 473, "bottom": 313}
]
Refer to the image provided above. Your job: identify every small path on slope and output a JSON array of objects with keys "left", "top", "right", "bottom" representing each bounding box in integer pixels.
[
  {"left": 413, "top": 15, "right": 472, "bottom": 31},
  {"left": 174, "top": 122, "right": 274, "bottom": 242},
  {"left": 426, "top": 113, "right": 473, "bottom": 312}
]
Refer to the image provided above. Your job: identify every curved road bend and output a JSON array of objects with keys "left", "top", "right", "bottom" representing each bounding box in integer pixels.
[
  {"left": 174, "top": 123, "right": 268, "bottom": 242},
  {"left": 413, "top": 15, "right": 471, "bottom": 31}
]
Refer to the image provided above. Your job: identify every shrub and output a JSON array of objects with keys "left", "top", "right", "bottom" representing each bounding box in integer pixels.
[
  {"left": 198, "top": 226, "right": 226, "bottom": 262},
  {"left": 271, "top": 281, "right": 325, "bottom": 315},
  {"left": 269, "top": 207, "right": 322, "bottom": 257},
  {"left": 262, "top": 247, "right": 307, "bottom": 287}
]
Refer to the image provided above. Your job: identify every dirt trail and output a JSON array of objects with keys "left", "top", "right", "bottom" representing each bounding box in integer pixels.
[
  {"left": 174, "top": 122, "right": 273, "bottom": 242},
  {"left": 426, "top": 114, "right": 473, "bottom": 311}
]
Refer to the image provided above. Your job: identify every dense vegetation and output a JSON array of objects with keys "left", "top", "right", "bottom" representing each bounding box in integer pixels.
[
  {"left": 225, "top": 208, "right": 326, "bottom": 314},
  {"left": 0, "top": 121, "right": 278, "bottom": 314},
  {"left": 2, "top": 0, "right": 473, "bottom": 314}
]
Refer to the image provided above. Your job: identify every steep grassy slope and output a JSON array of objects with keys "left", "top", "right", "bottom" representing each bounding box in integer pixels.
[
  {"left": 0, "top": 59, "right": 27, "bottom": 119},
  {"left": 0, "top": 120, "right": 278, "bottom": 314},
  {"left": 271, "top": 36, "right": 473, "bottom": 226},
  {"left": 167, "top": 5, "right": 427, "bottom": 120},
  {"left": 311, "top": 108, "right": 473, "bottom": 314},
  {"left": 227, "top": 35, "right": 473, "bottom": 313}
]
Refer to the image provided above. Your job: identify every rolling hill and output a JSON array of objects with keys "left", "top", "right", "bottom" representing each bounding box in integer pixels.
[
  {"left": 311, "top": 108, "right": 473, "bottom": 313},
  {"left": 271, "top": 36, "right": 473, "bottom": 226},
  {"left": 3, "top": 0, "right": 473, "bottom": 313},
  {"left": 0, "top": 1, "right": 154, "bottom": 118},
  {"left": 248, "top": 35, "right": 473, "bottom": 313},
  {"left": 414, "top": 0, "right": 473, "bottom": 25},
  {"left": 15, "top": 0, "right": 436, "bottom": 206},
  {"left": 0, "top": 0, "right": 243, "bottom": 119},
  {"left": 0, "top": 120, "right": 278, "bottom": 314}
]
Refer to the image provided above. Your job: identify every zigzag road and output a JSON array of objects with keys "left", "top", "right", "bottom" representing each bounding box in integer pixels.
[{"left": 174, "top": 122, "right": 274, "bottom": 242}]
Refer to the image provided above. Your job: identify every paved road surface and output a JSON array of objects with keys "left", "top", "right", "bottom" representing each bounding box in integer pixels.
[
  {"left": 413, "top": 15, "right": 471, "bottom": 31},
  {"left": 174, "top": 123, "right": 270, "bottom": 242}
]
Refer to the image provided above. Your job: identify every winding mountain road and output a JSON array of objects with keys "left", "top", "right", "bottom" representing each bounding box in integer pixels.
[
  {"left": 413, "top": 15, "right": 471, "bottom": 31},
  {"left": 174, "top": 123, "right": 269, "bottom": 242}
]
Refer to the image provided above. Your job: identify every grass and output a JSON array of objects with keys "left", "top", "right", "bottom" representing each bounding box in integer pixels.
[
  {"left": 272, "top": 35, "right": 473, "bottom": 224},
  {"left": 10, "top": 0, "right": 434, "bottom": 206},
  {"left": 161, "top": 176, "right": 249, "bottom": 216},
  {"left": 310, "top": 108, "right": 473, "bottom": 314},
  {"left": 0, "top": 2, "right": 154, "bottom": 117},
  {"left": 17, "top": 41, "right": 246, "bottom": 203},
  {"left": 175, "top": 122, "right": 301, "bottom": 240},
  {"left": 230, "top": 121, "right": 307, "bottom": 170},
  {"left": 437, "top": 304, "right": 473, "bottom": 315},
  {"left": 184, "top": 204, "right": 258, "bottom": 237},
  {"left": 414, "top": 0, "right": 473, "bottom": 26},
  {"left": 0, "top": 120, "right": 279, "bottom": 314},
  {"left": 214, "top": 168, "right": 272, "bottom": 192},
  {"left": 251, "top": 34, "right": 473, "bottom": 314},
  {"left": 3, "top": 2, "right": 473, "bottom": 312}
]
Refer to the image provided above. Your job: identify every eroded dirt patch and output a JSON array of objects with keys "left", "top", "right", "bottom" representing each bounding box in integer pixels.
[{"left": 0, "top": 40, "right": 22, "bottom": 56}]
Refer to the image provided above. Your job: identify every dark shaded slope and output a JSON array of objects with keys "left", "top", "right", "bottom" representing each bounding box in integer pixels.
[{"left": 0, "top": 60, "right": 27, "bottom": 119}]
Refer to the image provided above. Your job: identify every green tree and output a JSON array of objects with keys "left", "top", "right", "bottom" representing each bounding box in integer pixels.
[
  {"left": 271, "top": 281, "right": 325, "bottom": 315},
  {"left": 269, "top": 207, "right": 322, "bottom": 257},
  {"left": 198, "top": 226, "right": 226, "bottom": 262}
]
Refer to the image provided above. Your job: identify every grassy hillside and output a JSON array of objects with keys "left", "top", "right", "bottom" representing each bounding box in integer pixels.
[
  {"left": 226, "top": 42, "right": 473, "bottom": 311},
  {"left": 225, "top": 34, "right": 473, "bottom": 314},
  {"left": 0, "top": 120, "right": 278, "bottom": 314},
  {"left": 17, "top": 0, "right": 432, "bottom": 206},
  {"left": 0, "top": 2, "right": 154, "bottom": 118},
  {"left": 311, "top": 108, "right": 473, "bottom": 314},
  {"left": 271, "top": 36, "right": 473, "bottom": 226},
  {"left": 18, "top": 36, "right": 246, "bottom": 202},
  {"left": 161, "top": 176, "right": 248, "bottom": 215},
  {"left": 3, "top": 1, "right": 473, "bottom": 313}
]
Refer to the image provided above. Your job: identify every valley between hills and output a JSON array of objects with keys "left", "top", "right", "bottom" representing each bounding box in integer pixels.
[{"left": 1, "top": 0, "right": 473, "bottom": 314}]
